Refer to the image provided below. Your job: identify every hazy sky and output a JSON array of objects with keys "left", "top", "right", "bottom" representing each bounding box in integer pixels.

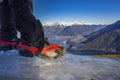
[{"left": 33, "top": 0, "right": 120, "bottom": 24}]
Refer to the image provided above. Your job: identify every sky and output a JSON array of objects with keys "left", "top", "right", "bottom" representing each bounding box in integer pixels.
[{"left": 33, "top": 0, "right": 120, "bottom": 24}]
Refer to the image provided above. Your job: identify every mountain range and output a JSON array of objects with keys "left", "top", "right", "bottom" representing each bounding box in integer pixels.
[{"left": 43, "top": 23, "right": 105, "bottom": 39}]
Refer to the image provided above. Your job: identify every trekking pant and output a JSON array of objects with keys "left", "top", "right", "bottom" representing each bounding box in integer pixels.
[
  {"left": 0, "top": 0, "right": 17, "bottom": 41},
  {"left": 0, "top": 0, "right": 45, "bottom": 51}
]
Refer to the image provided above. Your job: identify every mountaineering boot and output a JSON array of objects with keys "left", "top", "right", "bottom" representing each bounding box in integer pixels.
[
  {"left": 18, "top": 42, "right": 38, "bottom": 57},
  {"left": 0, "top": 38, "right": 19, "bottom": 51},
  {"left": 18, "top": 40, "right": 66, "bottom": 59},
  {"left": 0, "top": 44, "right": 13, "bottom": 51}
]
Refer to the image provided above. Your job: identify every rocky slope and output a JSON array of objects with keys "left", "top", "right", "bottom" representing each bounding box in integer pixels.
[{"left": 79, "top": 20, "right": 120, "bottom": 53}]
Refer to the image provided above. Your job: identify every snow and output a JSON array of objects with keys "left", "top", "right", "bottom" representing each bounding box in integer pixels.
[{"left": 0, "top": 50, "right": 120, "bottom": 80}]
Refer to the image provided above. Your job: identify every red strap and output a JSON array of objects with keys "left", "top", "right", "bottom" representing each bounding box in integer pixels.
[
  {"left": 41, "top": 44, "right": 60, "bottom": 56},
  {"left": 0, "top": 40, "right": 17, "bottom": 46},
  {"left": 18, "top": 42, "right": 38, "bottom": 54}
]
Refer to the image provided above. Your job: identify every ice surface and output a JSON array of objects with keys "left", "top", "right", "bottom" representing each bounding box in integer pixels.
[{"left": 0, "top": 50, "right": 120, "bottom": 80}]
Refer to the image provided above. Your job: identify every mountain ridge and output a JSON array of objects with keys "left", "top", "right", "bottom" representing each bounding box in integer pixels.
[{"left": 79, "top": 20, "right": 120, "bottom": 53}]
